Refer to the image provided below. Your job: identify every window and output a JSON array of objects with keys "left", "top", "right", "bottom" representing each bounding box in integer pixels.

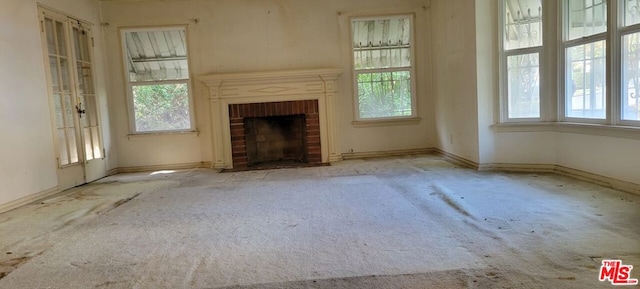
[
  {"left": 563, "top": 0, "right": 607, "bottom": 120},
  {"left": 351, "top": 15, "right": 416, "bottom": 120},
  {"left": 121, "top": 27, "right": 194, "bottom": 133},
  {"left": 502, "top": 0, "right": 543, "bottom": 120}
]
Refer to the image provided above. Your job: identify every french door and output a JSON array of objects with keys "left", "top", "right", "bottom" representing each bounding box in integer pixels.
[{"left": 39, "top": 8, "right": 105, "bottom": 190}]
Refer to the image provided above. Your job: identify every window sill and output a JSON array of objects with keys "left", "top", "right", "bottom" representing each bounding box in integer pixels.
[
  {"left": 493, "top": 122, "right": 640, "bottom": 140},
  {"left": 352, "top": 117, "right": 421, "bottom": 128},
  {"left": 127, "top": 130, "right": 200, "bottom": 141}
]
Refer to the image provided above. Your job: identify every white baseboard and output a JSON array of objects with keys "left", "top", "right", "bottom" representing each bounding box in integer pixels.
[
  {"left": 116, "top": 162, "right": 213, "bottom": 173},
  {"left": 0, "top": 186, "right": 60, "bottom": 214},
  {"left": 554, "top": 165, "right": 640, "bottom": 195},
  {"left": 433, "top": 149, "right": 640, "bottom": 196},
  {"left": 478, "top": 162, "right": 556, "bottom": 172},
  {"left": 341, "top": 148, "right": 434, "bottom": 160},
  {"left": 431, "top": 148, "right": 479, "bottom": 169},
  {"left": 106, "top": 168, "right": 119, "bottom": 176}
]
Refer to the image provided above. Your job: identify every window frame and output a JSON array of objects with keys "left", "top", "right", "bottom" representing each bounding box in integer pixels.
[
  {"left": 560, "top": 0, "right": 611, "bottom": 124},
  {"left": 500, "top": 0, "right": 545, "bottom": 122},
  {"left": 120, "top": 25, "right": 196, "bottom": 134},
  {"left": 349, "top": 14, "right": 418, "bottom": 123}
]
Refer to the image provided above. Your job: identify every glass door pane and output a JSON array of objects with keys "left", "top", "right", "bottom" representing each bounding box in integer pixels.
[
  {"left": 71, "top": 24, "right": 102, "bottom": 161},
  {"left": 44, "top": 15, "right": 83, "bottom": 167}
]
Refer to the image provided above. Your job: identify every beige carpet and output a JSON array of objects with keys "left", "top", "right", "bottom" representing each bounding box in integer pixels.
[{"left": 0, "top": 155, "right": 638, "bottom": 288}]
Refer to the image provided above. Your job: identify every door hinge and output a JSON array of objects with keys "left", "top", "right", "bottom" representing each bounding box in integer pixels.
[
  {"left": 91, "top": 37, "right": 95, "bottom": 47},
  {"left": 103, "top": 148, "right": 106, "bottom": 159},
  {"left": 40, "top": 21, "right": 44, "bottom": 33}
]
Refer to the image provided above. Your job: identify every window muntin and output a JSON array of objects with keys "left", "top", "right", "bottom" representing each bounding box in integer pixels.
[
  {"left": 351, "top": 15, "right": 416, "bottom": 120},
  {"left": 122, "top": 27, "right": 194, "bottom": 133},
  {"left": 502, "top": 0, "right": 542, "bottom": 120}
]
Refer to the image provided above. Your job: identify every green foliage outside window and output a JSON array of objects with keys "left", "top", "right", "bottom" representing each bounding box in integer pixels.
[
  {"left": 357, "top": 71, "right": 412, "bottom": 118},
  {"left": 132, "top": 83, "right": 191, "bottom": 132}
]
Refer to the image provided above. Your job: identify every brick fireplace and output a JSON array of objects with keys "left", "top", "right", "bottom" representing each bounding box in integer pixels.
[
  {"left": 198, "top": 69, "right": 342, "bottom": 170},
  {"left": 229, "top": 100, "right": 321, "bottom": 169}
]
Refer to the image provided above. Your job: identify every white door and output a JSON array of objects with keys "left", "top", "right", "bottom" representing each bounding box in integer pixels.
[
  {"left": 69, "top": 21, "right": 106, "bottom": 183},
  {"left": 40, "top": 8, "right": 105, "bottom": 190}
]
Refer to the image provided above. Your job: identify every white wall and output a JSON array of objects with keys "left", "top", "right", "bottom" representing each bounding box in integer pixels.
[
  {"left": 100, "top": 0, "right": 435, "bottom": 169},
  {"left": 492, "top": 132, "right": 557, "bottom": 165},
  {"left": 475, "top": 0, "right": 498, "bottom": 165},
  {"left": 431, "top": 0, "right": 480, "bottom": 162},
  {"left": 556, "top": 134, "right": 640, "bottom": 184},
  {"left": 0, "top": 0, "right": 112, "bottom": 207},
  {"left": 491, "top": 130, "right": 640, "bottom": 185}
]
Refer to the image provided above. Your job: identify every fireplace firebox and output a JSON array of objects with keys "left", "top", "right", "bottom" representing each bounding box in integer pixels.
[
  {"left": 229, "top": 100, "right": 321, "bottom": 169},
  {"left": 244, "top": 115, "right": 306, "bottom": 167}
]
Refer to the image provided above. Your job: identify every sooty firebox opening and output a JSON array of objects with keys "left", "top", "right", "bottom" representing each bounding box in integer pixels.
[{"left": 244, "top": 114, "right": 307, "bottom": 167}]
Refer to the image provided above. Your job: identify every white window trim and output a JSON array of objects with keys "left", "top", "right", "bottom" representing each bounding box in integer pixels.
[
  {"left": 350, "top": 14, "right": 418, "bottom": 123},
  {"left": 120, "top": 25, "right": 197, "bottom": 135}
]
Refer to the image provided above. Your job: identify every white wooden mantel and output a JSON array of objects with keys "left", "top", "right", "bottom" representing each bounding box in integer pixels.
[{"left": 198, "top": 68, "right": 343, "bottom": 169}]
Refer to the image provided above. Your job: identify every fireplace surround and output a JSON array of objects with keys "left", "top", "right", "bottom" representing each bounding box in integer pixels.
[{"left": 199, "top": 69, "right": 342, "bottom": 169}]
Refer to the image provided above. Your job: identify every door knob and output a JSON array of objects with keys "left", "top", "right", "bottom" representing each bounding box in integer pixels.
[{"left": 76, "top": 104, "right": 86, "bottom": 117}]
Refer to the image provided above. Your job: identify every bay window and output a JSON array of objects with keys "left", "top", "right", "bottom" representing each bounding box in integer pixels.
[{"left": 500, "top": 0, "right": 640, "bottom": 129}]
